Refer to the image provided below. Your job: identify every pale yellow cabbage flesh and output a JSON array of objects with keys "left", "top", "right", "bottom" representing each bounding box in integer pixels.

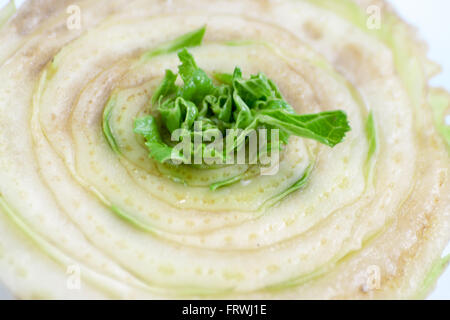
[{"left": 0, "top": 0, "right": 448, "bottom": 299}]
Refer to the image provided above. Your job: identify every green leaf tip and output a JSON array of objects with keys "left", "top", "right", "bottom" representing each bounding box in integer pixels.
[{"left": 142, "top": 25, "right": 207, "bottom": 60}]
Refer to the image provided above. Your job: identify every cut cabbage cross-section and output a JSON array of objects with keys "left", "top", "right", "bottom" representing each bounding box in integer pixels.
[{"left": 0, "top": 0, "right": 448, "bottom": 299}]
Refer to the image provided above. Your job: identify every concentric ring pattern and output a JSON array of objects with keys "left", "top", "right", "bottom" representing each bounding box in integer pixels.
[{"left": 0, "top": 0, "right": 449, "bottom": 299}]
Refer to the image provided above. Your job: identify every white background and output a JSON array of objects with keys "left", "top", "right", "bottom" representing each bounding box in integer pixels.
[{"left": 0, "top": 0, "right": 448, "bottom": 300}]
